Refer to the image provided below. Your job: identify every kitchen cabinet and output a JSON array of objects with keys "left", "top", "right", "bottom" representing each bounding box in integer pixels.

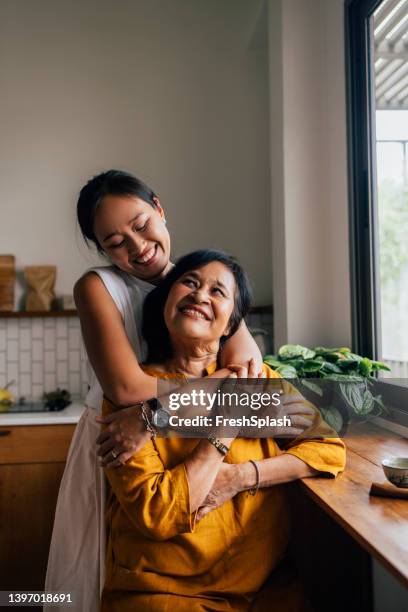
[{"left": 0, "top": 424, "right": 75, "bottom": 593}]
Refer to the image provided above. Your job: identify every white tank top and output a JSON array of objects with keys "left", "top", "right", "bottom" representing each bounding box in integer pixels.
[{"left": 84, "top": 266, "right": 154, "bottom": 412}]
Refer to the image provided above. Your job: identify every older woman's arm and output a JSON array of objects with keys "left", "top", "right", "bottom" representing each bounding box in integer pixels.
[
  {"left": 197, "top": 436, "right": 345, "bottom": 521},
  {"left": 104, "top": 432, "right": 234, "bottom": 541},
  {"left": 237, "top": 438, "right": 345, "bottom": 491},
  {"left": 196, "top": 375, "right": 346, "bottom": 520}
]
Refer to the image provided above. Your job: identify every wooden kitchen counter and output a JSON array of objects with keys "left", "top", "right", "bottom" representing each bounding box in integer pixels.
[{"left": 298, "top": 422, "right": 408, "bottom": 588}]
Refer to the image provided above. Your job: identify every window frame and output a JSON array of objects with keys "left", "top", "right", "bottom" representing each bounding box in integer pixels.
[{"left": 345, "top": 0, "right": 383, "bottom": 360}]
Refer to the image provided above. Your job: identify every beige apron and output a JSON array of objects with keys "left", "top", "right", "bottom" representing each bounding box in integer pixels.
[
  {"left": 44, "top": 406, "right": 105, "bottom": 611},
  {"left": 44, "top": 267, "right": 152, "bottom": 612}
]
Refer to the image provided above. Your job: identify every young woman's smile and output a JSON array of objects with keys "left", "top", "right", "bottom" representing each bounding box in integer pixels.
[{"left": 93, "top": 194, "right": 172, "bottom": 282}]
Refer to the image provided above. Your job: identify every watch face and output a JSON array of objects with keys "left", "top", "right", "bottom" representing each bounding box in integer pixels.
[
  {"left": 152, "top": 407, "right": 169, "bottom": 429},
  {"left": 147, "top": 397, "right": 160, "bottom": 412}
]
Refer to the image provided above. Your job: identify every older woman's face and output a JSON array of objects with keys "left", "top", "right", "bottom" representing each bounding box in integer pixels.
[{"left": 164, "top": 262, "right": 236, "bottom": 344}]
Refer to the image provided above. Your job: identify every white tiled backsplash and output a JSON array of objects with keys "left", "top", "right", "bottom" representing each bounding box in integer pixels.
[
  {"left": 0, "top": 316, "right": 88, "bottom": 401},
  {"left": 0, "top": 311, "right": 273, "bottom": 402}
]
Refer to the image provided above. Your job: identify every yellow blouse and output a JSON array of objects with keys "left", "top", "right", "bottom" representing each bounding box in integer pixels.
[{"left": 101, "top": 364, "right": 346, "bottom": 612}]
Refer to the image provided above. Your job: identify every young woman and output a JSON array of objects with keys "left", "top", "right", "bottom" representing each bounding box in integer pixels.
[{"left": 45, "top": 171, "right": 264, "bottom": 612}]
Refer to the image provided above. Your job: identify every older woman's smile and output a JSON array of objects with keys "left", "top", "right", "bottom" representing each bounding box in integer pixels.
[{"left": 178, "top": 304, "right": 211, "bottom": 321}]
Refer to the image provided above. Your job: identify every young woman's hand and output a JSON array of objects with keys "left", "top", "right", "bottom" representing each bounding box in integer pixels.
[
  {"left": 224, "top": 359, "right": 265, "bottom": 378},
  {"left": 219, "top": 320, "right": 264, "bottom": 376},
  {"left": 95, "top": 406, "right": 150, "bottom": 468}
]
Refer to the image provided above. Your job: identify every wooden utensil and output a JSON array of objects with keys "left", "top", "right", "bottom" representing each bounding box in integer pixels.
[{"left": 369, "top": 481, "right": 408, "bottom": 499}]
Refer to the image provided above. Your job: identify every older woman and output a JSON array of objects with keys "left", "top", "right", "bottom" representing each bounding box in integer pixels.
[{"left": 101, "top": 250, "right": 346, "bottom": 612}]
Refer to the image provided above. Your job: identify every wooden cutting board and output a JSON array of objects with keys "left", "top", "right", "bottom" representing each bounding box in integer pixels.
[{"left": 0, "top": 255, "right": 15, "bottom": 311}]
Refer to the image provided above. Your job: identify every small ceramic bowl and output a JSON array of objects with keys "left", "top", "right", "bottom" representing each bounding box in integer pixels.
[{"left": 382, "top": 458, "right": 408, "bottom": 488}]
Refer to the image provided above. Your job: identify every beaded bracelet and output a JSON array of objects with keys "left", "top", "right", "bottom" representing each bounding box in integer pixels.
[
  {"left": 141, "top": 402, "right": 157, "bottom": 438},
  {"left": 248, "top": 460, "right": 260, "bottom": 496}
]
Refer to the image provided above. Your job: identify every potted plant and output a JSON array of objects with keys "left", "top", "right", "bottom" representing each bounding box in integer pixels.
[{"left": 264, "top": 345, "right": 390, "bottom": 434}]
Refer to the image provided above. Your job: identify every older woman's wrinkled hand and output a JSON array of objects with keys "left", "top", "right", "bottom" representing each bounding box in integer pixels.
[{"left": 196, "top": 462, "right": 241, "bottom": 521}]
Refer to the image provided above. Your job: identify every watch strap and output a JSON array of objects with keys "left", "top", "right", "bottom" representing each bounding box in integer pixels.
[{"left": 207, "top": 434, "right": 229, "bottom": 456}]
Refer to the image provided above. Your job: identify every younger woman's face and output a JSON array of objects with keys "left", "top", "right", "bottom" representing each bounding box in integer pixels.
[
  {"left": 164, "top": 261, "right": 237, "bottom": 346},
  {"left": 93, "top": 195, "right": 171, "bottom": 281}
]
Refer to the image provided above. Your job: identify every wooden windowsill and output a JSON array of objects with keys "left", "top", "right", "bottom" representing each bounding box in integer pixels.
[{"left": 298, "top": 422, "right": 408, "bottom": 587}]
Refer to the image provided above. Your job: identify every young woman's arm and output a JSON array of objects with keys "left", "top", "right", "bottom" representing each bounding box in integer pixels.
[
  {"left": 219, "top": 320, "right": 263, "bottom": 377},
  {"left": 74, "top": 272, "right": 157, "bottom": 406}
]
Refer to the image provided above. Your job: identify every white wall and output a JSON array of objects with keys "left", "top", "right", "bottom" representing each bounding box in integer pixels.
[
  {"left": 0, "top": 0, "right": 271, "bottom": 306},
  {"left": 268, "top": 0, "right": 352, "bottom": 348}
]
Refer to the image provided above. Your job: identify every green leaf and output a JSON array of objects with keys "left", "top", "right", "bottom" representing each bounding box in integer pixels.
[
  {"left": 314, "top": 347, "right": 340, "bottom": 354},
  {"left": 339, "top": 383, "right": 376, "bottom": 416},
  {"left": 323, "top": 374, "right": 364, "bottom": 382},
  {"left": 275, "top": 364, "right": 298, "bottom": 379},
  {"left": 373, "top": 394, "right": 388, "bottom": 414},
  {"left": 320, "top": 406, "right": 343, "bottom": 432},
  {"left": 338, "top": 358, "right": 360, "bottom": 369},
  {"left": 263, "top": 356, "right": 282, "bottom": 369},
  {"left": 358, "top": 358, "right": 373, "bottom": 377},
  {"left": 300, "top": 379, "right": 324, "bottom": 397},
  {"left": 281, "top": 358, "right": 305, "bottom": 370},
  {"left": 278, "top": 344, "right": 316, "bottom": 360},
  {"left": 370, "top": 361, "right": 391, "bottom": 372},
  {"left": 359, "top": 389, "right": 375, "bottom": 415},
  {"left": 302, "top": 360, "right": 324, "bottom": 373},
  {"left": 340, "top": 382, "right": 364, "bottom": 413},
  {"left": 322, "top": 362, "right": 343, "bottom": 374},
  {"left": 347, "top": 352, "right": 363, "bottom": 363},
  {"left": 314, "top": 346, "right": 346, "bottom": 356}
]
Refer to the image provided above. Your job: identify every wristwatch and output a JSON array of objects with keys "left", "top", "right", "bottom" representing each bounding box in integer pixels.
[
  {"left": 207, "top": 434, "right": 229, "bottom": 456},
  {"left": 145, "top": 398, "right": 170, "bottom": 429}
]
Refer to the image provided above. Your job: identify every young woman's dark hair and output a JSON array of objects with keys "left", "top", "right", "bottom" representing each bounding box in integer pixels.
[
  {"left": 142, "top": 249, "right": 253, "bottom": 365},
  {"left": 77, "top": 170, "right": 158, "bottom": 252}
]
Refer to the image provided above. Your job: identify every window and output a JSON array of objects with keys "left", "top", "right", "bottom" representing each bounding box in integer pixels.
[{"left": 346, "top": 0, "right": 408, "bottom": 422}]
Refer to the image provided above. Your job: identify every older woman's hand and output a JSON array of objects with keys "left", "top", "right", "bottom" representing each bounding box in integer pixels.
[
  {"left": 95, "top": 406, "right": 150, "bottom": 468},
  {"left": 196, "top": 462, "right": 240, "bottom": 521}
]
